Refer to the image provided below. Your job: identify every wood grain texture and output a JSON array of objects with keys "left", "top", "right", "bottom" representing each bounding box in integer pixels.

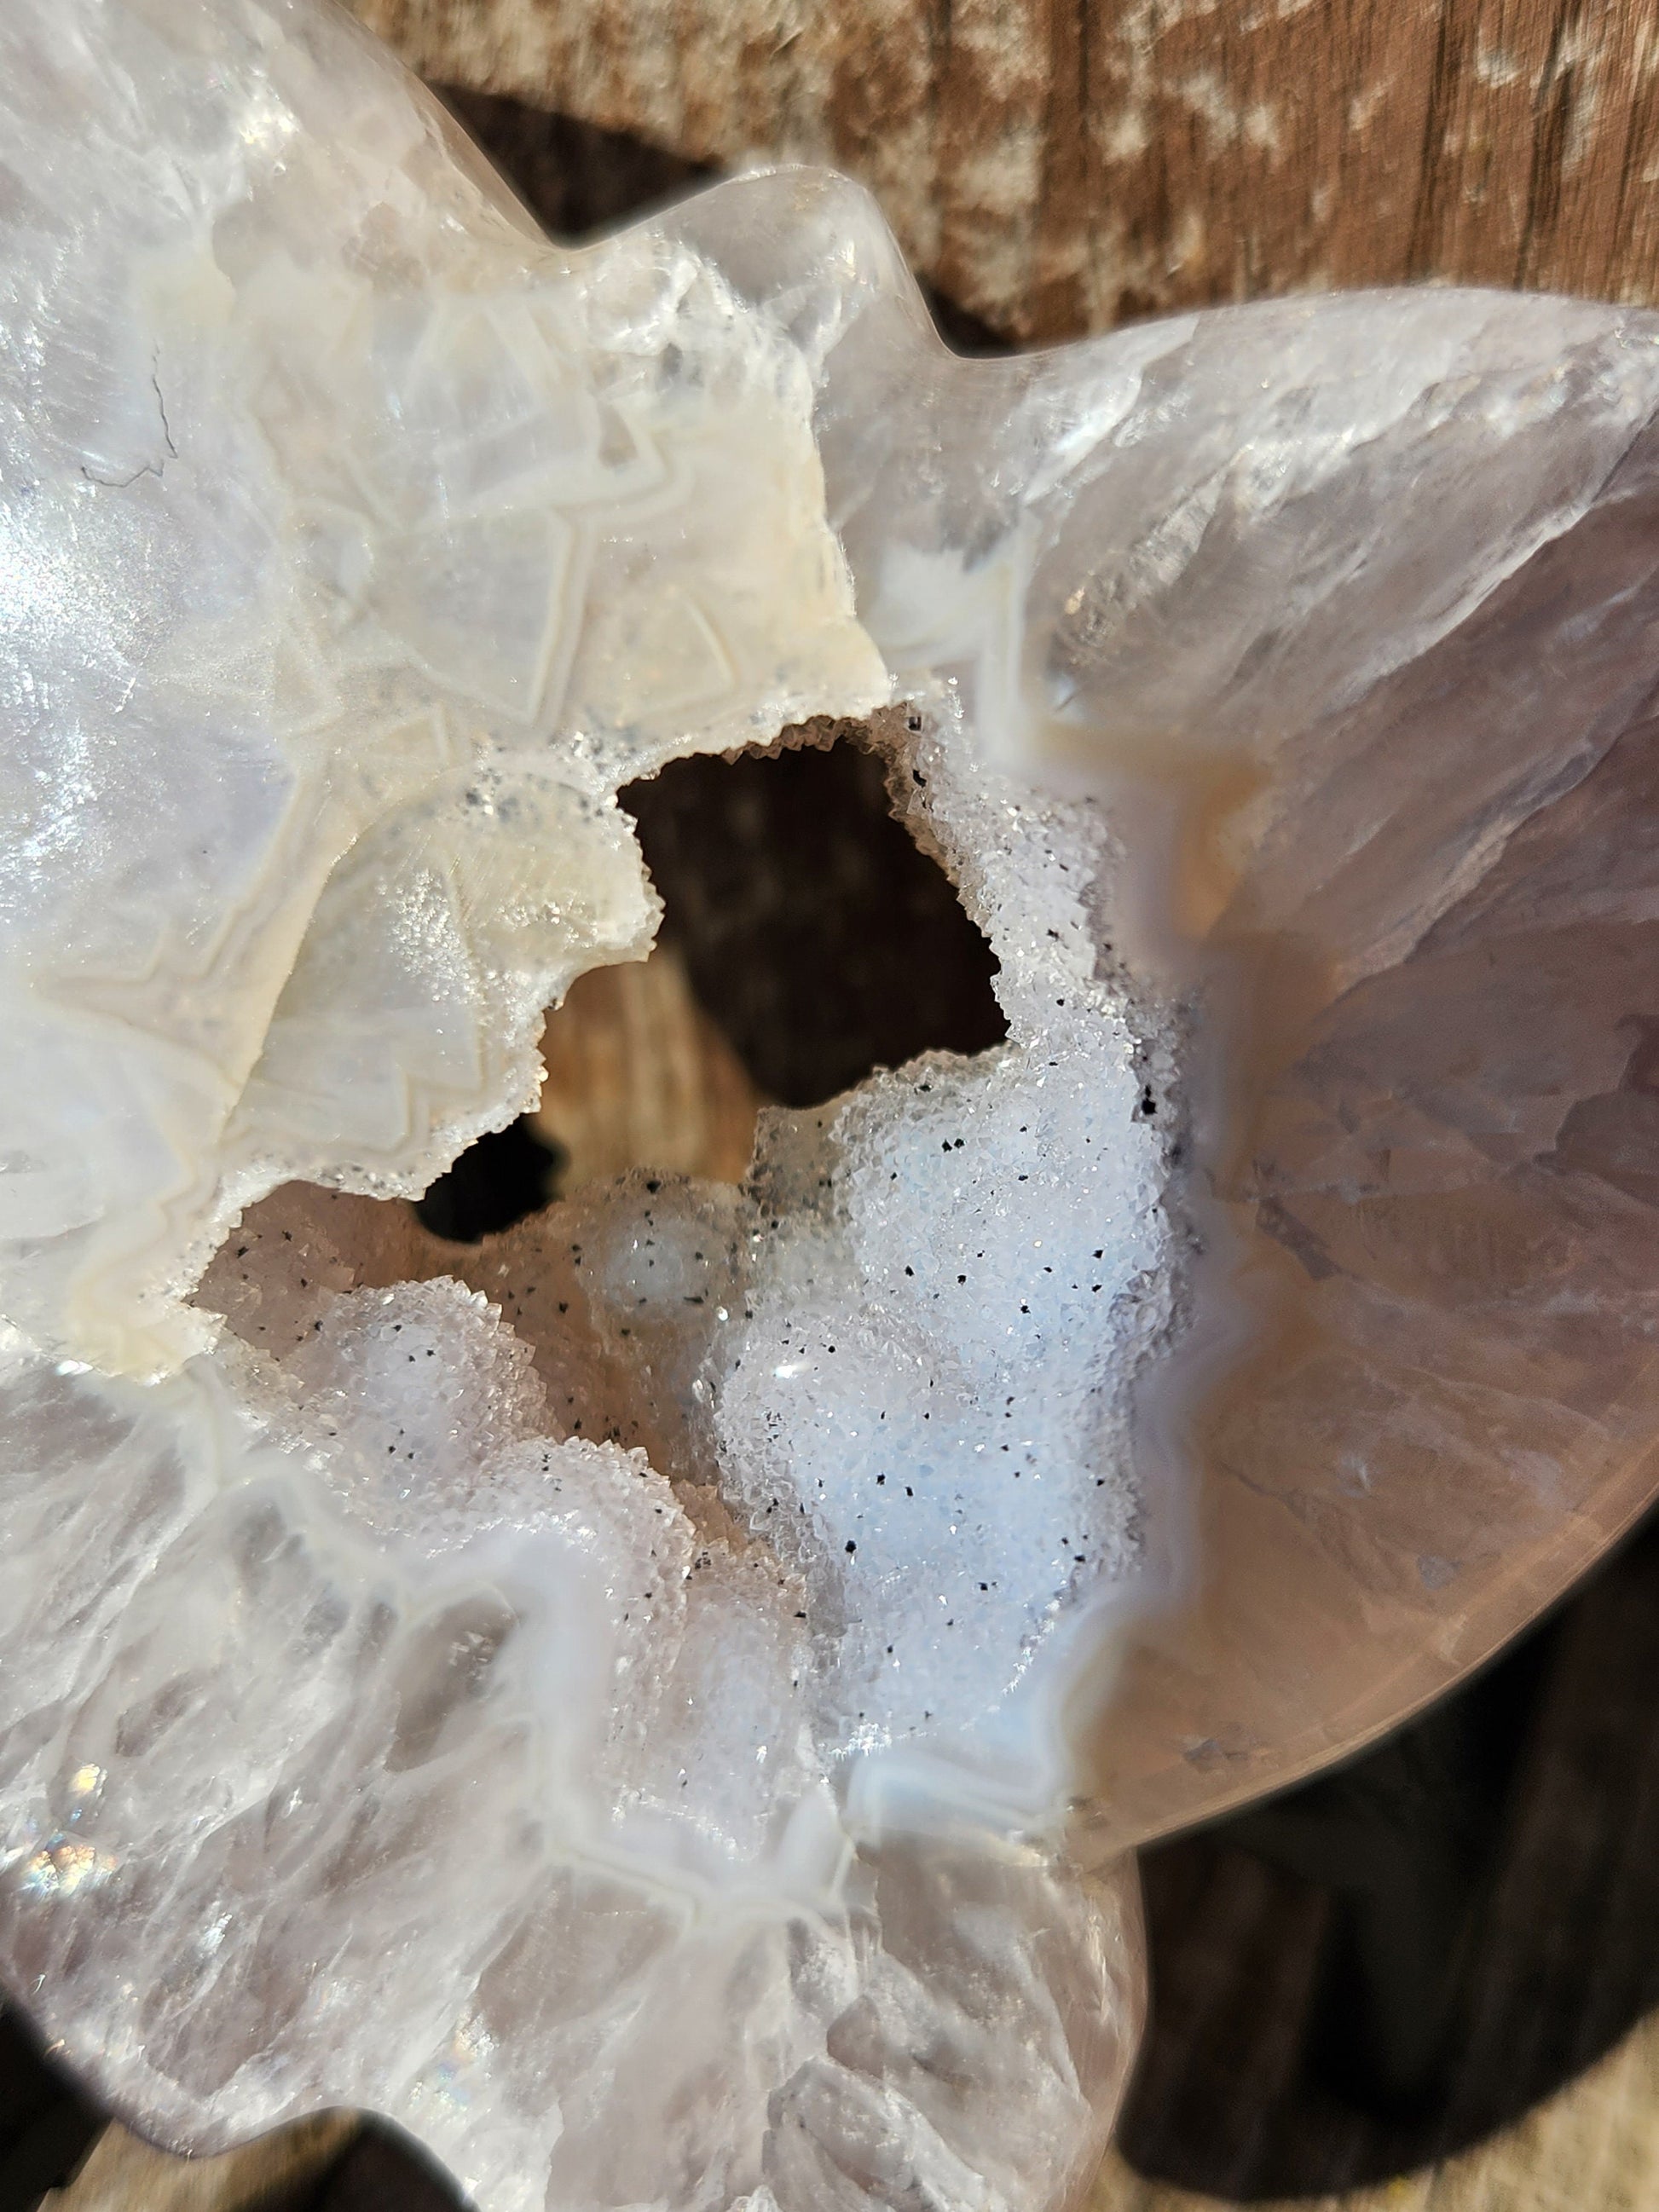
[
  {"left": 351, "top": 0, "right": 1659, "bottom": 340},
  {"left": 43, "top": 2113, "right": 356, "bottom": 2212},
  {"left": 532, "top": 945, "right": 763, "bottom": 1189}
]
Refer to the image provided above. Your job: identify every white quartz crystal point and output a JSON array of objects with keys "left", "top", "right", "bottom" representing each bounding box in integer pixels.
[{"left": 0, "top": 0, "right": 885, "bottom": 1383}]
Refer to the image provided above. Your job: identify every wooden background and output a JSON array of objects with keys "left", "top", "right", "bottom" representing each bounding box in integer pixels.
[{"left": 356, "top": 0, "right": 1659, "bottom": 344}]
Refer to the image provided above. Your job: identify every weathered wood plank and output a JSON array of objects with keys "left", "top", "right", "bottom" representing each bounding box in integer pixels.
[
  {"left": 352, "top": 0, "right": 1659, "bottom": 340},
  {"left": 43, "top": 2112, "right": 356, "bottom": 2211}
]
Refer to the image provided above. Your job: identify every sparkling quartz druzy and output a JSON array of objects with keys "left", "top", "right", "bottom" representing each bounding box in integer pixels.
[{"left": 6, "top": 1, "right": 1659, "bottom": 2207}]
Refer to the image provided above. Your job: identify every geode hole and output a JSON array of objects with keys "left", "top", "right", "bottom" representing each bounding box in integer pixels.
[{"left": 418, "top": 729, "right": 1008, "bottom": 1243}]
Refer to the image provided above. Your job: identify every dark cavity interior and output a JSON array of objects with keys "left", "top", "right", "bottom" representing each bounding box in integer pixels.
[
  {"left": 415, "top": 1121, "right": 564, "bottom": 1245},
  {"left": 418, "top": 733, "right": 1007, "bottom": 1243},
  {"left": 623, "top": 738, "right": 1006, "bottom": 1109}
]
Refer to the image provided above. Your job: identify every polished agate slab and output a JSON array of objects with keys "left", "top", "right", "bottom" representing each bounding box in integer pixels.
[{"left": 4, "top": 1, "right": 1659, "bottom": 2205}]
